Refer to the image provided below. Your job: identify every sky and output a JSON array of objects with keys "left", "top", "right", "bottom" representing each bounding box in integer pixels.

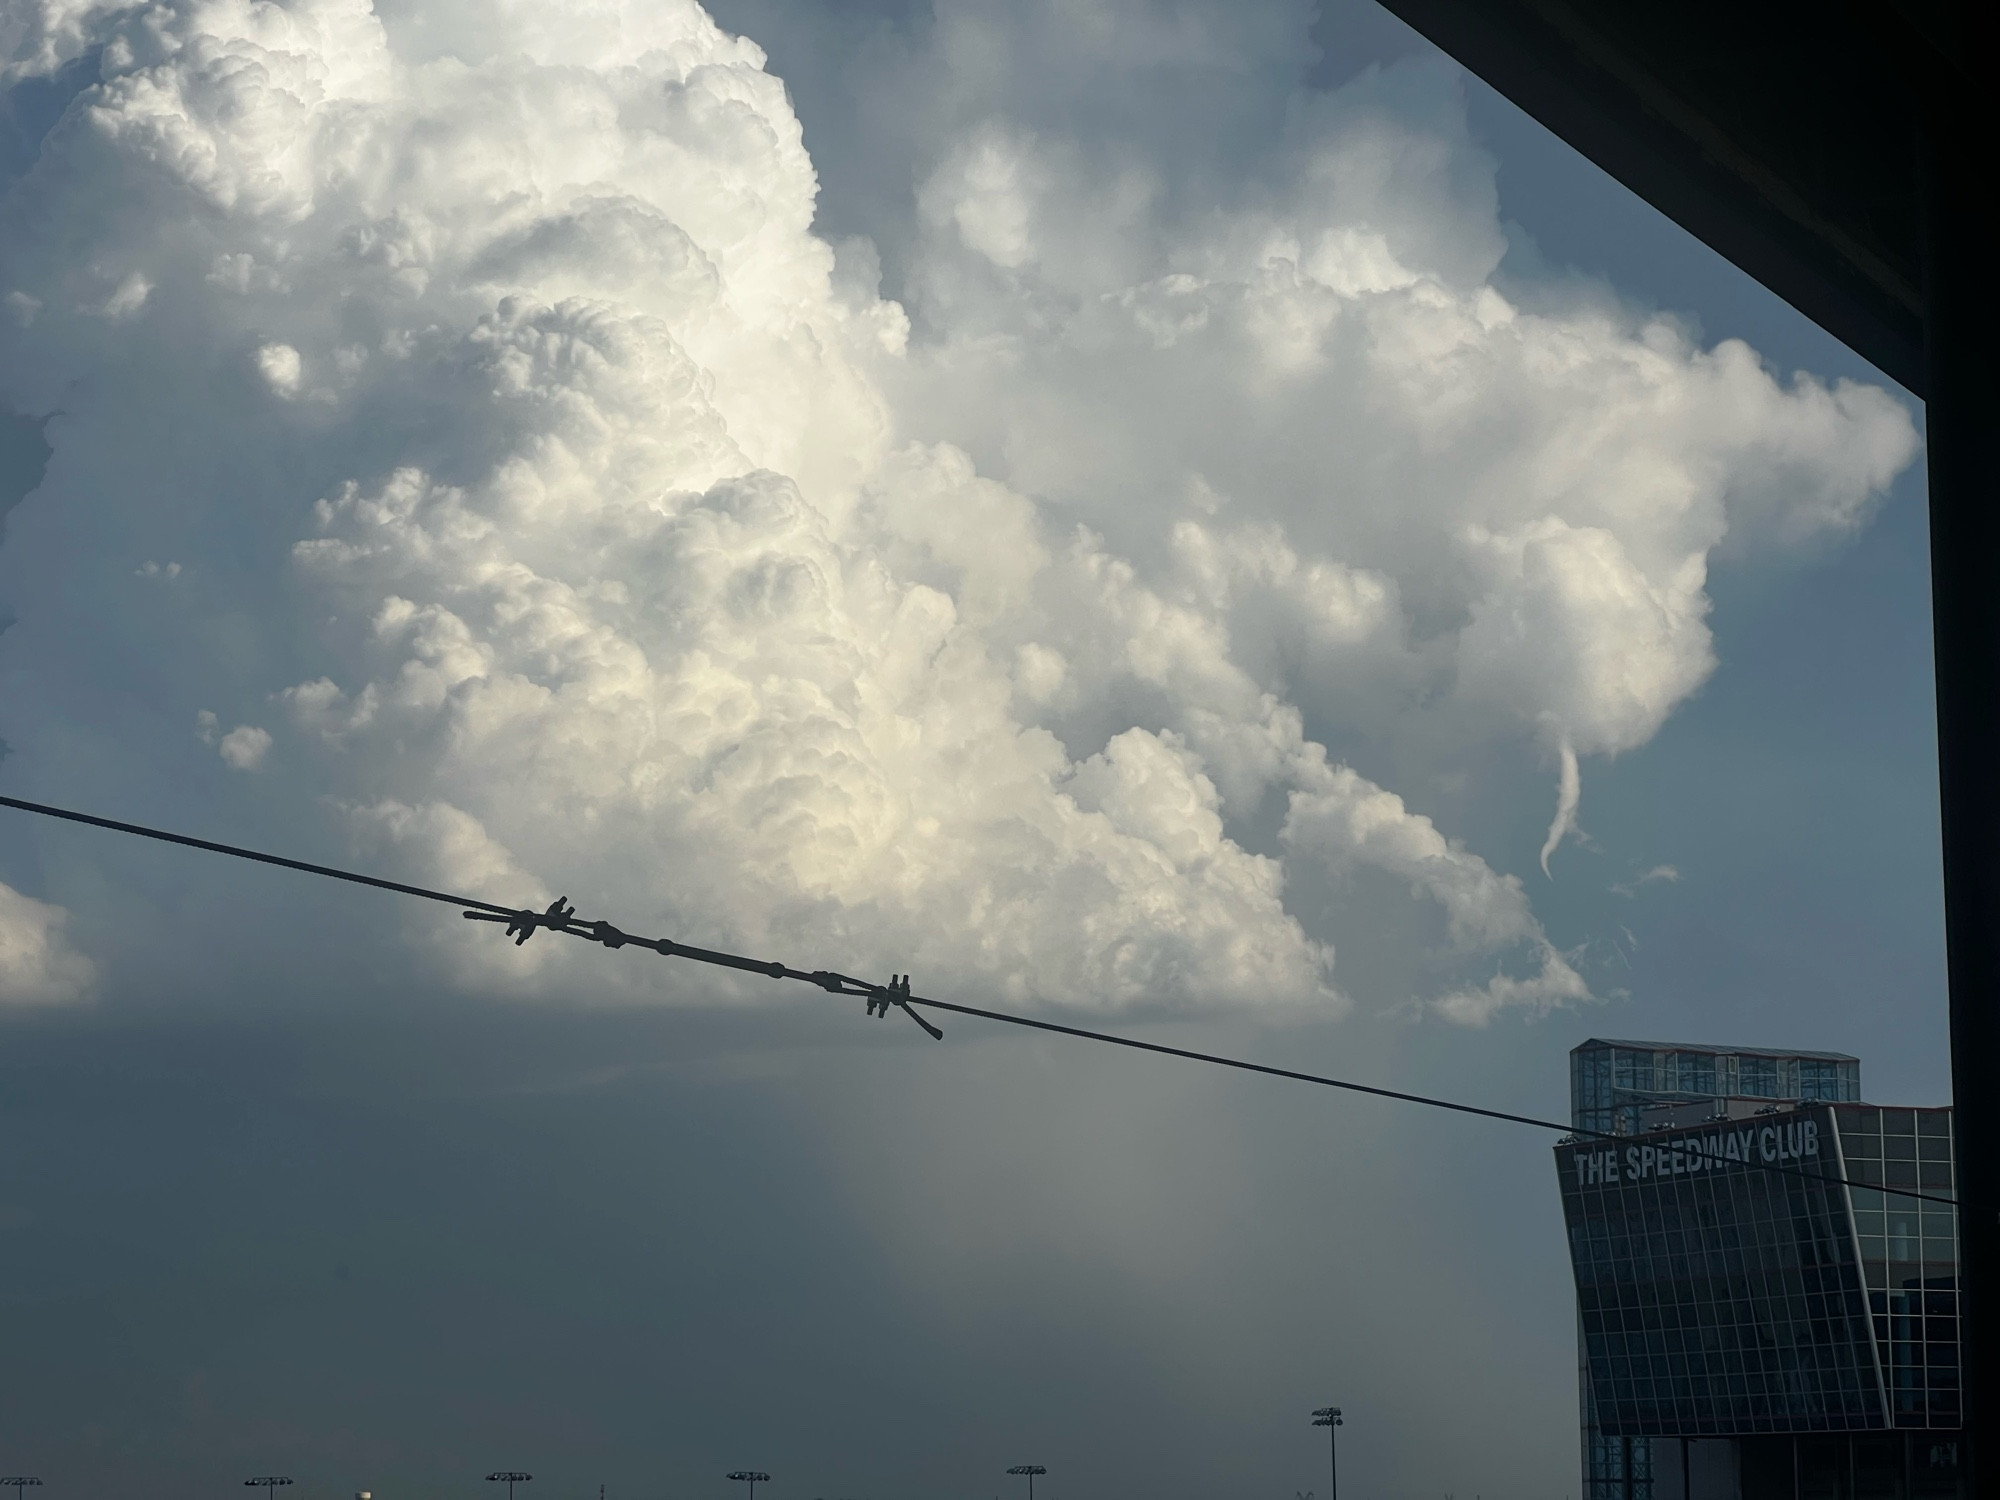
[{"left": 0, "top": 1, "right": 1945, "bottom": 1498}]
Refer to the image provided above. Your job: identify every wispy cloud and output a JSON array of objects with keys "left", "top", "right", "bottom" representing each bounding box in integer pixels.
[
  {"left": 1612, "top": 864, "right": 1683, "bottom": 897},
  {"left": 1540, "top": 737, "right": 1580, "bottom": 877}
]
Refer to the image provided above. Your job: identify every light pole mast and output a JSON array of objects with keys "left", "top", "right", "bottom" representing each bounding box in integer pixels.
[
  {"left": 727, "top": 1468, "right": 771, "bottom": 1500},
  {"left": 1005, "top": 1463, "right": 1046, "bottom": 1500},
  {"left": 486, "top": 1469, "right": 533, "bottom": 1500},
  {"left": 1311, "top": 1406, "right": 1343, "bottom": 1500}
]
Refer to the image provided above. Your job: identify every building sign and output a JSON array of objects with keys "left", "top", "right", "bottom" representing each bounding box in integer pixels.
[{"left": 1570, "top": 1116, "right": 1819, "bottom": 1187}]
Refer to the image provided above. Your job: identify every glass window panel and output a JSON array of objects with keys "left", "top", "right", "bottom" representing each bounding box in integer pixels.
[
  {"left": 1739, "top": 1056, "right": 1778, "bottom": 1097},
  {"left": 1678, "top": 1053, "right": 1716, "bottom": 1095}
]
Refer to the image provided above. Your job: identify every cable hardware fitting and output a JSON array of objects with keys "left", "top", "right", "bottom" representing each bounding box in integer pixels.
[
  {"left": 461, "top": 897, "right": 577, "bottom": 945},
  {"left": 464, "top": 899, "right": 942, "bottom": 1039},
  {"left": 867, "top": 975, "right": 940, "bottom": 1040}
]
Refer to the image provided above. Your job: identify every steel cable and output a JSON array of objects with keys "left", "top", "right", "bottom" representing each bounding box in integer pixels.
[{"left": 0, "top": 792, "right": 1956, "bottom": 1207}]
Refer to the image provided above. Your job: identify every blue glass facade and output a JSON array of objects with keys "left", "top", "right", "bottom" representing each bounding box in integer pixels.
[
  {"left": 1560, "top": 1040, "right": 1961, "bottom": 1500},
  {"left": 1561, "top": 1104, "right": 1887, "bottom": 1434}
]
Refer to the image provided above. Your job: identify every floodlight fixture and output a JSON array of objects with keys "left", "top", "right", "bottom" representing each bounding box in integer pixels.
[
  {"left": 486, "top": 1471, "right": 534, "bottom": 1500},
  {"left": 726, "top": 1470, "right": 771, "bottom": 1500},
  {"left": 0, "top": 1482, "right": 44, "bottom": 1491},
  {"left": 244, "top": 1481, "right": 293, "bottom": 1492},
  {"left": 1310, "top": 1406, "right": 1343, "bottom": 1500},
  {"left": 1005, "top": 1464, "right": 1047, "bottom": 1500}
]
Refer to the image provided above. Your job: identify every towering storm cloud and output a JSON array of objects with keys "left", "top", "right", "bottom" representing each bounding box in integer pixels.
[{"left": 0, "top": 0, "right": 1916, "bottom": 1021}]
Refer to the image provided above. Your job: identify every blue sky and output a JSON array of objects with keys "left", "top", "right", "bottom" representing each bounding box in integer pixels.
[{"left": 0, "top": 2, "right": 1943, "bottom": 1497}]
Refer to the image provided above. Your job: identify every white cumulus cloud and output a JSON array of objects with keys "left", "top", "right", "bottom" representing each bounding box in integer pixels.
[
  {"left": 218, "top": 723, "right": 271, "bottom": 769},
  {"left": 0, "top": 0, "right": 1918, "bottom": 1022}
]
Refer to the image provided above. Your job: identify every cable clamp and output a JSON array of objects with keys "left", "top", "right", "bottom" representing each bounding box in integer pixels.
[
  {"left": 461, "top": 897, "right": 578, "bottom": 944},
  {"left": 867, "top": 974, "right": 941, "bottom": 1040},
  {"left": 500, "top": 896, "right": 576, "bottom": 945}
]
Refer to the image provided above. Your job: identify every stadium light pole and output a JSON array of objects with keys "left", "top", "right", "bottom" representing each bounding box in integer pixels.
[
  {"left": 1, "top": 1481, "right": 44, "bottom": 1495},
  {"left": 244, "top": 1480, "right": 293, "bottom": 1499},
  {"left": 726, "top": 1470, "right": 770, "bottom": 1500},
  {"left": 486, "top": 1471, "right": 533, "bottom": 1500},
  {"left": 1311, "top": 1406, "right": 1342, "bottom": 1500},
  {"left": 1005, "top": 1464, "right": 1046, "bottom": 1500}
]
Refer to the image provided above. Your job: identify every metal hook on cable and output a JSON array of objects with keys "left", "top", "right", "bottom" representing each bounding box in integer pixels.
[
  {"left": 808, "top": 969, "right": 942, "bottom": 1040},
  {"left": 462, "top": 896, "right": 577, "bottom": 945},
  {"left": 868, "top": 974, "right": 941, "bottom": 1040}
]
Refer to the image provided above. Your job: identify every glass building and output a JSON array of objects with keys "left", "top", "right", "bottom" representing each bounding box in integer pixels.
[
  {"left": 1558, "top": 1040, "right": 1962, "bottom": 1500},
  {"left": 1570, "top": 1038, "right": 1860, "bottom": 1139}
]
